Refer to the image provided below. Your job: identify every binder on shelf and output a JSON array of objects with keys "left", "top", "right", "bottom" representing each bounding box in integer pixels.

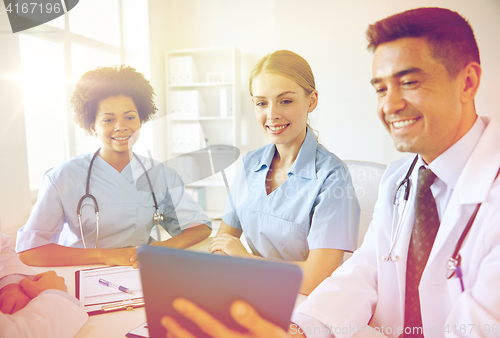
[
  {"left": 177, "top": 56, "right": 185, "bottom": 84},
  {"left": 169, "top": 91, "right": 178, "bottom": 115},
  {"left": 170, "top": 56, "right": 199, "bottom": 85},
  {"left": 169, "top": 90, "right": 205, "bottom": 119},
  {"left": 220, "top": 88, "right": 228, "bottom": 117},
  {"left": 169, "top": 57, "right": 178, "bottom": 85},
  {"left": 186, "top": 90, "right": 200, "bottom": 118},
  {"left": 179, "top": 91, "right": 189, "bottom": 116},
  {"left": 169, "top": 122, "right": 178, "bottom": 150},
  {"left": 169, "top": 123, "right": 204, "bottom": 153},
  {"left": 183, "top": 56, "right": 198, "bottom": 84}
]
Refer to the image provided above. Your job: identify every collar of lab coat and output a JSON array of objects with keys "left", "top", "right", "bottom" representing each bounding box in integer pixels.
[
  {"left": 407, "top": 116, "right": 494, "bottom": 206},
  {"left": 455, "top": 116, "right": 500, "bottom": 204},
  {"left": 252, "top": 127, "right": 317, "bottom": 179},
  {"left": 429, "top": 116, "right": 486, "bottom": 191},
  {"left": 421, "top": 116, "right": 500, "bottom": 290}
]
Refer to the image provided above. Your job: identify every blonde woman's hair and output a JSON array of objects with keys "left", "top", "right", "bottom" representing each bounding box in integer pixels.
[{"left": 249, "top": 50, "right": 315, "bottom": 96}]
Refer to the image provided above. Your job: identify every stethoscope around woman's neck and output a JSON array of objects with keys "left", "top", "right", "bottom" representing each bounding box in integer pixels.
[{"left": 76, "top": 148, "right": 164, "bottom": 249}]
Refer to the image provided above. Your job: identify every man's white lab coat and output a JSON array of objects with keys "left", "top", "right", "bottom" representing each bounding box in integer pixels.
[{"left": 295, "top": 117, "right": 500, "bottom": 338}]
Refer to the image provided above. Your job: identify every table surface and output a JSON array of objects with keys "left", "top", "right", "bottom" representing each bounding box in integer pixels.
[
  {"left": 32, "top": 238, "right": 214, "bottom": 338},
  {"left": 32, "top": 237, "right": 385, "bottom": 338},
  {"left": 32, "top": 266, "right": 147, "bottom": 338}
]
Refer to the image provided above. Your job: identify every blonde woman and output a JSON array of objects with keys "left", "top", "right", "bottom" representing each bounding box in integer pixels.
[{"left": 209, "top": 50, "right": 360, "bottom": 295}]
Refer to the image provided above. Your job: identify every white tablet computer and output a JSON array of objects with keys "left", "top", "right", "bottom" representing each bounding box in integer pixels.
[{"left": 138, "top": 245, "right": 303, "bottom": 338}]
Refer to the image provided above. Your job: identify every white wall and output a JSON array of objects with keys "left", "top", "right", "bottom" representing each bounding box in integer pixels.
[
  {"left": 1, "top": 1, "right": 499, "bottom": 234},
  {"left": 152, "top": 0, "right": 500, "bottom": 164},
  {"left": 0, "top": 10, "right": 32, "bottom": 238}
]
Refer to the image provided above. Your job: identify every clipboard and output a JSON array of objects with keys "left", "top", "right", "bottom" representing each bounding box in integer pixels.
[{"left": 75, "top": 265, "right": 144, "bottom": 315}]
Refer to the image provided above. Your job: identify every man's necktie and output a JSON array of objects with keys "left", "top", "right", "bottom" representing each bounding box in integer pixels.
[{"left": 404, "top": 166, "right": 439, "bottom": 337}]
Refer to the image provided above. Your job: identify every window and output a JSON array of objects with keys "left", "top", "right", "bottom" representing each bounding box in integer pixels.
[
  {"left": 20, "top": 35, "right": 67, "bottom": 190},
  {"left": 19, "top": 0, "right": 122, "bottom": 191}
]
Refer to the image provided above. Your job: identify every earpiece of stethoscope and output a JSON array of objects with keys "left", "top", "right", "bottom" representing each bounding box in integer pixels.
[{"left": 383, "top": 155, "right": 419, "bottom": 262}]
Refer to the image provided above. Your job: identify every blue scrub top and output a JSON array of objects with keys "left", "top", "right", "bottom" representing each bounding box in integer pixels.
[
  {"left": 16, "top": 153, "right": 211, "bottom": 251},
  {"left": 222, "top": 128, "right": 360, "bottom": 261}
]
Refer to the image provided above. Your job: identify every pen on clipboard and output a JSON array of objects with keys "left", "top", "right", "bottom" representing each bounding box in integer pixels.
[{"left": 98, "top": 278, "right": 133, "bottom": 294}]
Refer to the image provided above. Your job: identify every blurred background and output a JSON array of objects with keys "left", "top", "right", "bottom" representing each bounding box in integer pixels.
[{"left": 1, "top": 0, "right": 499, "bottom": 238}]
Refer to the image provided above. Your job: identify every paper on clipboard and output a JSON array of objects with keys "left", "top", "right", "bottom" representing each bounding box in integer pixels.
[
  {"left": 126, "top": 321, "right": 149, "bottom": 338},
  {"left": 76, "top": 266, "right": 144, "bottom": 315}
]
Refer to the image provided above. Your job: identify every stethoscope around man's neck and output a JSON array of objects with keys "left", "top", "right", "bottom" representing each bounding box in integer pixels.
[
  {"left": 76, "top": 148, "right": 164, "bottom": 249},
  {"left": 383, "top": 155, "right": 419, "bottom": 262},
  {"left": 383, "top": 154, "right": 499, "bottom": 292}
]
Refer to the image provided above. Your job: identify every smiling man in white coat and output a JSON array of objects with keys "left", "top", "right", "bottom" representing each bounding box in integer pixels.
[
  {"left": 289, "top": 7, "right": 500, "bottom": 337},
  {"left": 159, "top": 7, "right": 500, "bottom": 338}
]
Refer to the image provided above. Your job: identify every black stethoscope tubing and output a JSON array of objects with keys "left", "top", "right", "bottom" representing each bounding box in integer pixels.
[
  {"left": 383, "top": 155, "right": 418, "bottom": 262},
  {"left": 446, "top": 166, "right": 500, "bottom": 290},
  {"left": 76, "top": 148, "right": 164, "bottom": 249},
  {"left": 393, "top": 155, "right": 418, "bottom": 206},
  {"left": 386, "top": 155, "right": 496, "bottom": 293}
]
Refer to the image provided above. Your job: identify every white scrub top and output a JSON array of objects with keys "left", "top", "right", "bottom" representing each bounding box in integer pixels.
[
  {"left": 222, "top": 128, "right": 360, "bottom": 261},
  {"left": 16, "top": 152, "right": 211, "bottom": 251}
]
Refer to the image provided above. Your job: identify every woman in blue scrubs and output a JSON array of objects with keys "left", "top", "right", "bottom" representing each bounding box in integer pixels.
[
  {"left": 209, "top": 50, "right": 360, "bottom": 295},
  {"left": 16, "top": 65, "right": 211, "bottom": 267}
]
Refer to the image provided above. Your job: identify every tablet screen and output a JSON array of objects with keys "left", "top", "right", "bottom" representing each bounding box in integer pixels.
[{"left": 138, "top": 245, "right": 302, "bottom": 338}]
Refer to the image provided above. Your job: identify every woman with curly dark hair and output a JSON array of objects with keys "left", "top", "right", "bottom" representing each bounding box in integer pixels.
[{"left": 16, "top": 65, "right": 212, "bottom": 267}]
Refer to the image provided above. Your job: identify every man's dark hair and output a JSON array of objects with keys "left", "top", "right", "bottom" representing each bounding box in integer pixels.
[{"left": 366, "top": 7, "right": 480, "bottom": 78}]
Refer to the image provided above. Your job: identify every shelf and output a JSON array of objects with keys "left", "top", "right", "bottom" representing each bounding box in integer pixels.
[
  {"left": 169, "top": 116, "right": 233, "bottom": 122},
  {"left": 186, "top": 178, "right": 234, "bottom": 188},
  {"left": 166, "top": 47, "right": 240, "bottom": 209},
  {"left": 168, "top": 152, "right": 238, "bottom": 161},
  {"left": 169, "top": 82, "right": 233, "bottom": 88},
  {"left": 167, "top": 47, "right": 236, "bottom": 56}
]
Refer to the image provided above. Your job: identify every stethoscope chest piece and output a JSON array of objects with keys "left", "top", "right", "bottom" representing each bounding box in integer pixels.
[
  {"left": 447, "top": 255, "right": 461, "bottom": 277},
  {"left": 154, "top": 210, "right": 164, "bottom": 224}
]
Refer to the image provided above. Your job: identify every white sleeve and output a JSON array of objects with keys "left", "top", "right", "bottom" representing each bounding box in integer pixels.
[
  {"left": 0, "top": 234, "right": 36, "bottom": 281},
  {"left": 0, "top": 291, "right": 88, "bottom": 338},
  {"left": 291, "top": 312, "right": 335, "bottom": 338},
  {"left": 16, "top": 174, "right": 66, "bottom": 252}
]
